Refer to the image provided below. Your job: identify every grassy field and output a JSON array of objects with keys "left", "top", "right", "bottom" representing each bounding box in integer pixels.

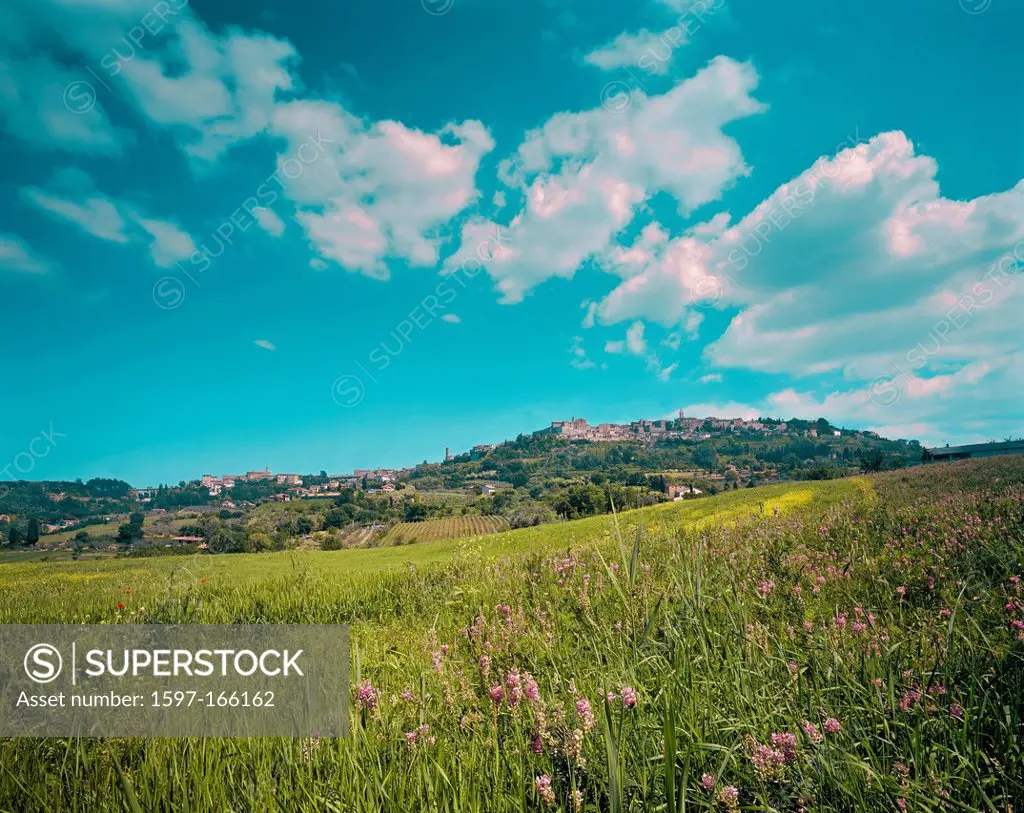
[
  {"left": 0, "top": 460, "right": 1022, "bottom": 811},
  {"left": 381, "top": 515, "right": 510, "bottom": 545}
]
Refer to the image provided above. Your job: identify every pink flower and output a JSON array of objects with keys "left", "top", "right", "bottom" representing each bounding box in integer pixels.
[
  {"left": 400, "top": 690, "right": 415, "bottom": 702},
  {"left": 834, "top": 614, "right": 847, "bottom": 630},
  {"left": 823, "top": 717, "right": 842, "bottom": 734},
  {"left": 620, "top": 686, "right": 637, "bottom": 709},
  {"left": 950, "top": 703, "right": 964, "bottom": 720},
  {"left": 355, "top": 679, "right": 378, "bottom": 712},
  {"left": 530, "top": 732, "right": 543, "bottom": 753},
  {"left": 535, "top": 774, "right": 555, "bottom": 806},
  {"left": 802, "top": 720, "right": 823, "bottom": 744},
  {"left": 770, "top": 732, "right": 797, "bottom": 762},
  {"left": 489, "top": 684, "right": 505, "bottom": 703},
  {"left": 701, "top": 773, "right": 715, "bottom": 791},
  {"left": 523, "top": 673, "right": 540, "bottom": 703},
  {"left": 939, "top": 608, "right": 952, "bottom": 618},
  {"left": 756, "top": 579, "right": 775, "bottom": 596},
  {"left": 718, "top": 785, "right": 740, "bottom": 810},
  {"left": 576, "top": 697, "right": 597, "bottom": 731},
  {"left": 895, "top": 585, "right": 907, "bottom": 599},
  {"left": 788, "top": 661, "right": 799, "bottom": 675}
]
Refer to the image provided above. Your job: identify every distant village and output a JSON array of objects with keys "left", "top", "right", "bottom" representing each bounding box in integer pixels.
[
  {"left": 540, "top": 411, "right": 863, "bottom": 443},
  {"left": 125, "top": 412, "right": 880, "bottom": 507}
]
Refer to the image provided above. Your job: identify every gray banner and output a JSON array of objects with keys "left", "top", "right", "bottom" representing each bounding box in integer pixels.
[{"left": 0, "top": 624, "right": 349, "bottom": 737}]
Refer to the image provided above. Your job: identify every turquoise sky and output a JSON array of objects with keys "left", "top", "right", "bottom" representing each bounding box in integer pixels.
[{"left": 1, "top": 0, "right": 1021, "bottom": 485}]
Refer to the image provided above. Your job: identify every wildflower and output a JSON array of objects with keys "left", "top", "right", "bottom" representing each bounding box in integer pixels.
[
  {"left": 749, "top": 741, "right": 787, "bottom": 781},
  {"left": 834, "top": 614, "right": 847, "bottom": 630},
  {"left": 950, "top": 703, "right": 964, "bottom": 720},
  {"left": 489, "top": 684, "right": 504, "bottom": 703},
  {"left": 872, "top": 678, "right": 884, "bottom": 688},
  {"left": 788, "top": 661, "right": 799, "bottom": 675},
  {"left": 117, "top": 603, "right": 125, "bottom": 611},
  {"left": 756, "top": 579, "right": 775, "bottom": 597},
  {"left": 125, "top": 589, "right": 132, "bottom": 595},
  {"left": 355, "top": 679, "right": 378, "bottom": 712},
  {"left": 620, "top": 686, "right": 637, "bottom": 709},
  {"left": 606, "top": 690, "right": 617, "bottom": 704},
  {"left": 523, "top": 673, "right": 540, "bottom": 703},
  {"left": 802, "top": 721, "right": 823, "bottom": 744},
  {"left": 400, "top": 690, "right": 415, "bottom": 702},
  {"left": 940, "top": 608, "right": 952, "bottom": 618},
  {"left": 200, "top": 578, "right": 206, "bottom": 584},
  {"left": 565, "top": 728, "right": 585, "bottom": 767},
  {"left": 802, "top": 620, "right": 814, "bottom": 634},
  {"left": 530, "top": 732, "right": 543, "bottom": 753},
  {"left": 701, "top": 773, "right": 715, "bottom": 791},
  {"left": 718, "top": 785, "right": 740, "bottom": 812},
  {"left": 576, "top": 697, "right": 597, "bottom": 730},
  {"left": 895, "top": 586, "right": 907, "bottom": 599},
  {"left": 572, "top": 788, "right": 584, "bottom": 810},
  {"left": 770, "top": 732, "right": 797, "bottom": 762},
  {"left": 823, "top": 717, "right": 841, "bottom": 734},
  {"left": 535, "top": 774, "right": 555, "bottom": 806}
]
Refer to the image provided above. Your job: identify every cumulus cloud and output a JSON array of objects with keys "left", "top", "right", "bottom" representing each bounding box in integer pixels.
[
  {"left": 254, "top": 339, "right": 276, "bottom": 351},
  {"left": 444, "top": 56, "right": 766, "bottom": 303},
  {"left": 441, "top": 313, "right": 461, "bottom": 323},
  {"left": 587, "top": 131, "right": 1021, "bottom": 416},
  {"left": 271, "top": 103, "right": 494, "bottom": 279}
]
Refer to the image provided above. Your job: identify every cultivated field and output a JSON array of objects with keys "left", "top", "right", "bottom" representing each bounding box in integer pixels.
[
  {"left": 381, "top": 514, "right": 510, "bottom": 545},
  {"left": 0, "top": 459, "right": 1022, "bottom": 811}
]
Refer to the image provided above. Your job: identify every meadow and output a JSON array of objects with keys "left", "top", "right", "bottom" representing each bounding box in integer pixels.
[{"left": 0, "top": 458, "right": 1021, "bottom": 811}]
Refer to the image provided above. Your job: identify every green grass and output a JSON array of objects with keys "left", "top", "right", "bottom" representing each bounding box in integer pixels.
[{"left": 0, "top": 463, "right": 1021, "bottom": 811}]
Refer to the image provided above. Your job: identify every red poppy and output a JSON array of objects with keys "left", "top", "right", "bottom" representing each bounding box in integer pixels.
[
  {"left": 117, "top": 603, "right": 125, "bottom": 610},
  {"left": 201, "top": 578, "right": 207, "bottom": 584},
  {"left": 125, "top": 588, "right": 132, "bottom": 595}
]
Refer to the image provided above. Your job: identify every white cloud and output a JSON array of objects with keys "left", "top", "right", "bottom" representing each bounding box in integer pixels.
[
  {"left": 626, "top": 321, "right": 647, "bottom": 354},
  {"left": 309, "top": 258, "right": 328, "bottom": 271},
  {"left": 134, "top": 216, "right": 196, "bottom": 267},
  {"left": 20, "top": 170, "right": 197, "bottom": 268},
  {"left": 585, "top": 131, "right": 1022, "bottom": 437},
  {"left": 570, "top": 335, "right": 596, "bottom": 370},
  {"left": 271, "top": 103, "right": 494, "bottom": 279},
  {"left": 252, "top": 207, "right": 286, "bottom": 237},
  {"left": 0, "top": 53, "right": 125, "bottom": 154},
  {"left": 20, "top": 186, "right": 130, "bottom": 243},
  {"left": 657, "top": 363, "right": 678, "bottom": 381},
  {"left": 445, "top": 56, "right": 765, "bottom": 303},
  {"left": 699, "top": 373, "right": 722, "bottom": 383},
  {"left": 583, "top": 29, "right": 682, "bottom": 75},
  {"left": 0, "top": 233, "right": 53, "bottom": 274},
  {"left": 117, "top": 22, "right": 300, "bottom": 162},
  {"left": 254, "top": 339, "right": 276, "bottom": 351},
  {"left": 441, "top": 313, "right": 461, "bottom": 323}
]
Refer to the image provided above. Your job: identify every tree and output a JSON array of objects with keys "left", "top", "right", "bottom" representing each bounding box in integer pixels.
[
  {"left": 8, "top": 526, "right": 24, "bottom": 546},
  {"left": 26, "top": 518, "right": 40, "bottom": 546},
  {"left": 117, "top": 512, "right": 145, "bottom": 545},
  {"left": 695, "top": 443, "right": 719, "bottom": 471}
]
